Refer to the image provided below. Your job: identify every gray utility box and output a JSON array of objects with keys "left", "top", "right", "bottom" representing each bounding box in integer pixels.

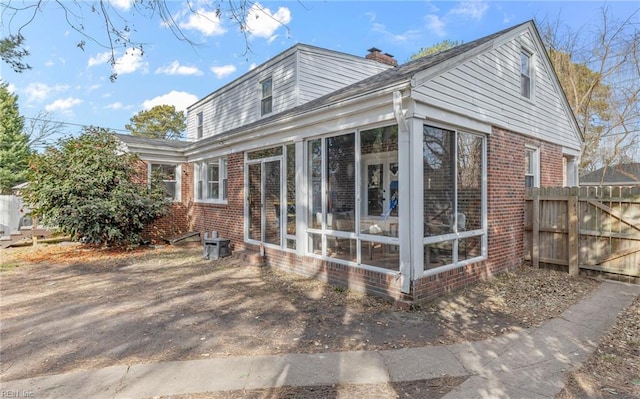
[{"left": 203, "top": 238, "right": 231, "bottom": 260}]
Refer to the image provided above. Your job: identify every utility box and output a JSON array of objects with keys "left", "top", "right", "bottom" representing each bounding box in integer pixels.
[{"left": 203, "top": 237, "right": 231, "bottom": 260}]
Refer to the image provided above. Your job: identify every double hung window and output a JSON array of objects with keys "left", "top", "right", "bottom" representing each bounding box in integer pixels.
[
  {"left": 195, "top": 158, "right": 227, "bottom": 202},
  {"left": 150, "top": 163, "right": 180, "bottom": 201}
]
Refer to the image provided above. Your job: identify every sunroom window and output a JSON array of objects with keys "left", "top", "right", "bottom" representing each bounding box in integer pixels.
[
  {"left": 195, "top": 158, "right": 227, "bottom": 202},
  {"left": 423, "top": 125, "right": 486, "bottom": 272}
]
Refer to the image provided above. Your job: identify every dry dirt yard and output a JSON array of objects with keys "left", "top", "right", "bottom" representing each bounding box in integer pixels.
[{"left": 0, "top": 243, "right": 636, "bottom": 398}]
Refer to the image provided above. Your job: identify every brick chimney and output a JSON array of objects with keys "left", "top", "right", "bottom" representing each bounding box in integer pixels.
[{"left": 366, "top": 47, "right": 398, "bottom": 67}]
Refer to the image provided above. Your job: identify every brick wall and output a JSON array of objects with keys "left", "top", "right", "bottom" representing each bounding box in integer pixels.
[
  {"left": 485, "top": 127, "right": 564, "bottom": 278},
  {"left": 188, "top": 153, "right": 246, "bottom": 251}
]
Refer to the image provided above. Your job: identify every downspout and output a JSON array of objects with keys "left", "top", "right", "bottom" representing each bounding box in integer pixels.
[{"left": 394, "top": 90, "right": 412, "bottom": 294}]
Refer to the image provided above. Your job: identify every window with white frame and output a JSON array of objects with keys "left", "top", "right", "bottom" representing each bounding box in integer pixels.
[
  {"left": 525, "top": 146, "right": 539, "bottom": 188},
  {"left": 196, "top": 111, "right": 203, "bottom": 139},
  {"left": 423, "top": 125, "right": 486, "bottom": 272},
  {"left": 260, "top": 77, "right": 272, "bottom": 116},
  {"left": 195, "top": 158, "right": 227, "bottom": 202},
  {"left": 520, "top": 51, "right": 532, "bottom": 99},
  {"left": 150, "top": 163, "right": 180, "bottom": 201}
]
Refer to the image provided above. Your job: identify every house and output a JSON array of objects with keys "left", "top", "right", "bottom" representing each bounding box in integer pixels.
[
  {"left": 580, "top": 163, "right": 640, "bottom": 186},
  {"left": 117, "top": 20, "right": 583, "bottom": 304}
]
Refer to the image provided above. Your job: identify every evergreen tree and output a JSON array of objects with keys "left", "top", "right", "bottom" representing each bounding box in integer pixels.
[{"left": 0, "top": 80, "right": 30, "bottom": 194}]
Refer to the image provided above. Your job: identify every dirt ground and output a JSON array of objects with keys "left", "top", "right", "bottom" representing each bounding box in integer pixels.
[{"left": 0, "top": 243, "right": 633, "bottom": 398}]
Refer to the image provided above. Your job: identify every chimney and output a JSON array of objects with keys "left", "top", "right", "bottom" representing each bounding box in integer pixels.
[{"left": 366, "top": 47, "right": 398, "bottom": 67}]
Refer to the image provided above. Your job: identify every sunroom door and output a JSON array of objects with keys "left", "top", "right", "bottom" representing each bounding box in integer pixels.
[{"left": 247, "top": 159, "right": 282, "bottom": 246}]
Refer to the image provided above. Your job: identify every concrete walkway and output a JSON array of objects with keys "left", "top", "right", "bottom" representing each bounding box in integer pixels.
[{"left": 2, "top": 280, "right": 638, "bottom": 399}]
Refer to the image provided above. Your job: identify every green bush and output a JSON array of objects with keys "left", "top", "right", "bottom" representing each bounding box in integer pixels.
[{"left": 23, "top": 127, "right": 169, "bottom": 247}]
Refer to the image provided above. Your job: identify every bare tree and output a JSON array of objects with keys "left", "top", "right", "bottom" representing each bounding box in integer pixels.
[
  {"left": 538, "top": 6, "right": 640, "bottom": 173},
  {"left": 23, "top": 111, "right": 67, "bottom": 151},
  {"left": 1, "top": 0, "right": 291, "bottom": 81}
]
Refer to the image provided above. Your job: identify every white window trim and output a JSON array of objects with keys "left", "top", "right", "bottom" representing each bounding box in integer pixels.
[
  {"left": 259, "top": 76, "right": 273, "bottom": 117},
  {"left": 196, "top": 111, "right": 203, "bottom": 139},
  {"left": 148, "top": 163, "right": 181, "bottom": 202},
  {"left": 194, "top": 157, "right": 227, "bottom": 204},
  {"left": 520, "top": 49, "right": 534, "bottom": 101},
  {"left": 525, "top": 145, "right": 540, "bottom": 188}
]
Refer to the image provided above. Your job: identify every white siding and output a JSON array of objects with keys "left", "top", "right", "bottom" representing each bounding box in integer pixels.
[
  {"left": 186, "top": 45, "right": 393, "bottom": 141},
  {"left": 297, "top": 48, "right": 392, "bottom": 104},
  {"left": 187, "top": 52, "right": 298, "bottom": 141},
  {"left": 415, "top": 31, "right": 580, "bottom": 150}
]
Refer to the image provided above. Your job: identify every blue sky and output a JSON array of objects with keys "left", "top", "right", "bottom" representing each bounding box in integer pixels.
[{"left": 2, "top": 1, "right": 639, "bottom": 140}]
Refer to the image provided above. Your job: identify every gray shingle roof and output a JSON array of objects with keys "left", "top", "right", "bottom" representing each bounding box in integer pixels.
[{"left": 581, "top": 163, "right": 640, "bottom": 184}]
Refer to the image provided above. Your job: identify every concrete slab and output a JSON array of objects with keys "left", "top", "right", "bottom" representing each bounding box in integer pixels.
[
  {"left": 0, "top": 365, "right": 128, "bottom": 399},
  {"left": 245, "top": 351, "right": 389, "bottom": 389},
  {"left": 116, "top": 357, "right": 254, "bottom": 398},
  {"left": 379, "top": 346, "right": 468, "bottom": 381}
]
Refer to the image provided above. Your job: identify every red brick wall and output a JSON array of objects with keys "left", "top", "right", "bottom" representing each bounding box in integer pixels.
[
  {"left": 484, "top": 127, "right": 564, "bottom": 279},
  {"left": 187, "top": 153, "right": 247, "bottom": 251}
]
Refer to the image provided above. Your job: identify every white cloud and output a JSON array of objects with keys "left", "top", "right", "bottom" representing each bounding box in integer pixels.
[
  {"left": 113, "top": 48, "right": 148, "bottom": 75},
  {"left": 45, "top": 97, "right": 83, "bottom": 112},
  {"left": 179, "top": 9, "right": 226, "bottom": 36},
  {"left": 245, "top": 3, "right": 291, "bottom": 40},
  {"left": 210, "top": 64, "right": 237, "bottom": 79},
  {"left": 45, "top": 60, "right": 55, "bottom": 67},
  {"left": 425, "top": 14, "right": 446, "bottom": 37},
  {"left": 248, "top": 63, "right": 258, "bottom": 71},
  {"left": 88, "top": 52, "right": 112, "bottom": 67},
  {"left": 372, "top": 22, "right": 420, "bottom": 43},
  {"left": 105, "top": 102, "right": 128, "bottom": 110},
  {"left": 450, "top": 1, "right": 488, "bottom": 21},
  {"left": 109, "top": 0, "right": 132, "bottom": 11},
  {"left": 142, "top": 91, "right": 198, "bottom": 113},
  {"left": 365, "top": 12, "right": 376, "bottom": 23},
  {"left": 24, "top": 82, "right": 70, "bottom": 103},
  {"left": 156, "top": 60, "right": 203, "bottom": 76},
  {"left": 6, "top": 83, "right": 16, "bottom": 94}
]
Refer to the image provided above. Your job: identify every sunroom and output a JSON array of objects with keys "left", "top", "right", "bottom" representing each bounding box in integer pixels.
[{"left": 243, "top": 119, "right": 487, "bottom": 292}]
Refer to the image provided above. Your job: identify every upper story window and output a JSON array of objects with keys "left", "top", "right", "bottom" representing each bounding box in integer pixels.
[
  {"left": 195, "top": 157, "right": 227, "bottom": 202},
  {"left": 525, "top": 146, "right": 539, "bottom": 188},
  {"left": 150, "top": 163, "right": 180, "bottom": 201},
  {"left": 196, "top": 111, "right": 203, "bottom": 139},
  {"left": 520, "top": 51, "right": 531, "bottom": 99},
  {"left": 261, "top": 77, "right": 273, "bottom": 116}
]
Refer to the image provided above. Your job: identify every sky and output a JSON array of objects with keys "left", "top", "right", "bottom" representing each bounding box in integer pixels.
[{"left": 1, "top": 0, "right": 639, "bottom": 141}]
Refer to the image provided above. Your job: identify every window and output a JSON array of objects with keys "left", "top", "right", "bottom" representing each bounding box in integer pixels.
[
  {"left": 195, "top": 158, "right": 227, "bottom": 202},
  {"left": 525, "top": 147, "right": 539, "bottom": 188},
  {"left": 150, "top": 163, "right": 180, "bottom": 201},
  {"left": 261, "top": 77, "right": 272, "bottom": 116},
  {"left": 196, "top": 112, "right": 203, "bottom": 139},
  {"left": 520, "top": 51, "right": 531, "bottom": 99},
  {"left": 423, "top": 125, "right": 486, "bottom": 272}
]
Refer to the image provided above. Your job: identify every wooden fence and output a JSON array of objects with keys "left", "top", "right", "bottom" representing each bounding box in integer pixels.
[{"left": 525, "top": 186, "right": 640, "bottom": 282}]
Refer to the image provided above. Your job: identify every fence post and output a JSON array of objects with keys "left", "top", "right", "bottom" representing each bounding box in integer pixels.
[
  {"left": 567, "top": 187, "right": 579, "bottom": 276},
  {"left": 532, "top": 189, "right": 540, "bottom": 269}
]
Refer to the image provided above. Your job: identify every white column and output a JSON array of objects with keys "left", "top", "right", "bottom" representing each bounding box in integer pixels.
[{"left": 295, "top": 139, "right": 306, "bottom": 256}]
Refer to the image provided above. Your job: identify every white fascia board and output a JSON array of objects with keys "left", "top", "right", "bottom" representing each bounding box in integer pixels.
[
  {"left": 411, "top": 92, "right": 492, "bottom": 134},
  {"left": 124, "top": 145, "right": 186, "bottom": 163},
  {"left": 562, "top": 146, "right": 581, "bottom": 157},
  {"left": 183, "top": 82, "right": 409, "bottom": 160}
]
